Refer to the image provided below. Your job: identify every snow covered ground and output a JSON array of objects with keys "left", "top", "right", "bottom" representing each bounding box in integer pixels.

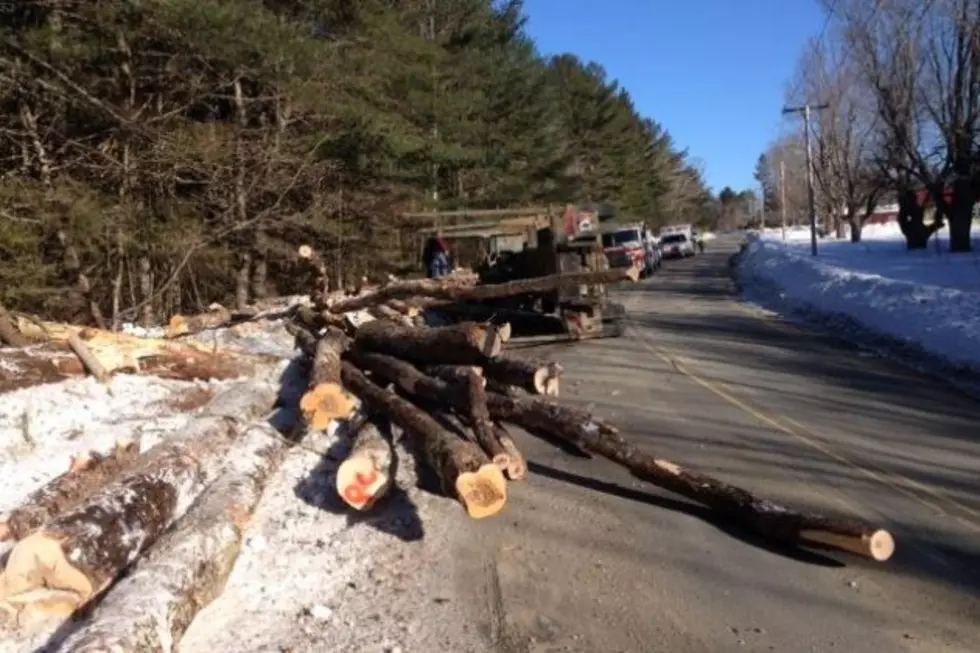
[
  {"left": 736, "top": 222, "right": 980, "bottom": 375},
  {"left": 0, "top": 317, "right": 483, "bottom": 653}
]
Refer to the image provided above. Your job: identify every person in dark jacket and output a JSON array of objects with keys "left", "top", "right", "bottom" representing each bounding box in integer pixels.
[{"left": 423, "top": 236, "right": 452, "bottom": 278}]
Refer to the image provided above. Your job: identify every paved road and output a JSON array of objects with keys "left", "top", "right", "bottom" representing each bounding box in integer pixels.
[{"left": 451, "top": 235, "right": 980, "bottom": 653}]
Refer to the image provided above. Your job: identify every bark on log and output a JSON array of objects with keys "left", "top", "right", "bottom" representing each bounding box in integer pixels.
[
  {"left": 0, "top": 380, "right": 279, "bottom": 619},
  {"left": 328, "top": 265, "right": 641, "bottom": 314},
  {"left": 340, "top": 362, "right": 506, "bottom": 519},
  {"left": 354, "top": 320, "right": 503, "bottom": 366},
  {"left": 483, "top": 355, "right": 562, "bottom": 396},
  {"left": 0, "top": 440, "right": 141, "bottom": 543},
  {"left": 463, "top": 368, "right": 510, "bottom": 470},
  {"left": 0, "top": 302, "right": 28, "bottom": 347},
  {"left": 368, "top": 303, "right": 414, "bottom": 326},
  {"left": 335, "top": 413, "right": 394, "bottom": 511},
  {"left": 493, "top": 422, "right": 527, "bottom": 481},
  {"left": 425, "top": 364, "right": 485, "bottom": 387},
  {"left": 297, "top": 244, "right": 331, "bottom": 306},
  {"left": 54, "top": 423, "right": 285, "bottom": 653},
  {"left": 341, "top": 351, "right": 893, "bottom": 560},
  {"left": 165, "top": 305, "right": 233, "bottom": 339},
  {"left": 299, "top": 327, "right": 358, "bottom": 431},
  {"left": 66, "top": 332, "right": 109, "bottom": 384}
]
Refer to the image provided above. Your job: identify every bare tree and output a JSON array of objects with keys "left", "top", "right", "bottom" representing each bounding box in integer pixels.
[
  {"left": 793, "top": 36, "right": 886, "bottom": 242},
  {"left": 835, "top": 0, "right": 980, "bottom": 250}
]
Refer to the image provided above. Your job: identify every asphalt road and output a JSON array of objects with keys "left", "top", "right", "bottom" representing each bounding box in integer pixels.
[{"left": 450, "top": 235, "right": 980, "bottom": 653}]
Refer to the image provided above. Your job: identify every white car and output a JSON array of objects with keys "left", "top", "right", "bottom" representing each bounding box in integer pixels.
[{"left": 660, "top": 232, "right": 695, "bottom": 259}]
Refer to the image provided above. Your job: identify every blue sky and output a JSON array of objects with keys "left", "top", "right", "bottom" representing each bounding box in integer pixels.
[{"left": 522, "top": 0, "right": 826, "bottom": 194}]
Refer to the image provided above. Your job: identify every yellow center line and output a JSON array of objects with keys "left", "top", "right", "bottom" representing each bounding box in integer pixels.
[{"left": 623, "top": 312, "right": 980, "bottom": 535}]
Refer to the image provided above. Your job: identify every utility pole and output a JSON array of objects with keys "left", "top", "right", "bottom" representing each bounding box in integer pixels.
[
  {"left": 779, "top": 159, "right": 786, "bottom": 241},
  {"left": 782, "top": 103, "right": 828, "bottom": 256}
]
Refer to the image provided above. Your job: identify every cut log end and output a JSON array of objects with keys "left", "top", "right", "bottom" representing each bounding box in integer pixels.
[
  {"left": 297, "top": 245, "right": 314, "bottom": 259},
  {"left": 624, "top": 264, "right": 643, "bottom": 282},
  {"left": 299, "top": 383, "right": 358, "bottom": 431},
  {"left": 165, "top": 315, "right": 190, "bottom": 339},
  {"left": 336, "top": 458, "right": 390, "bottom": 511},
  {"left": 799, "top": 528, "right": 895, "bottom": 562},
  {"left": 497, "top": 322, "right": 512, "bottom": 343},
  {"left": 1, "top": 531, "right": 94, "bottom": 611},
  {"left": 477, "top": 324, "right": 505, "bottom": 359},
  {"left": 454, "top": 463, "right": 507, "bottom": 519}
]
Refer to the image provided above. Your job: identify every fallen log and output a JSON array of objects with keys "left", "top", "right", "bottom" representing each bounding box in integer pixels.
[
  {"left": 66, "top": 332, "right": 109, "bottom": 384},
  {"left": 0, "top": 440, "right": 140, "bottom": 543},
  {"left": 0, "top": 302, "right": 28, "bottom": 347},
  {"left": 328, "top": 265, "right": 641, "bottom": 314},
  {"left": 368, "top": 303, "right": 414, "bottom": 326},
  {"left": 165, "top": 305, "right": 233, "bottom": 339},
  {"left": 299, "top": 327, "right": 358, "bottom": 431},
  {"left": 53, "top": 423, "right": 285, "bottom": 653},
  {"left": 493, "top": 422, "right": 527, "bottom": 481},
  {"left": 425, "top": 364, "right": 485, "bottom": 387},
  {"left": 483, "top": 355, "right": 562, "bottom": 396},
  {"left": 10, "top": 318, "right": 264, "bottom": 381},
  {"left": 339, "top": 362, "right": 506, "bottom": 519},
  {"left": 0, "top": 379, "right": 278, "bottom": 619},
  {"left": 335, "top": 412, "right": 394, "bottom": 511},
  {"left": 341, "top": 351, "right": 893, "bottom": 560},
  {"left": 354, "top": 320, "right": 503, "bottom": 366},
  {"left": 462, "top": 367, "right": 509, "bottom": 471}
]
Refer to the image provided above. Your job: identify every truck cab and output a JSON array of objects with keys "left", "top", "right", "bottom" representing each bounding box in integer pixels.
[{"left": 602, "top": 223, "right": 648, "bottom": 276}]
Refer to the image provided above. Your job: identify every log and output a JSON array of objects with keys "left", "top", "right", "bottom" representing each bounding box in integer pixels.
[
  {"left": 0, "top": 302, "right": 28, "bottom": 347},
  {"left": 328, "top": 265, "right": 641, "bottom": 314},
  {"left": 354, "top": 320, "right": 503, "bottom": 366},
  {"left": 54, "top": 423, "right": 286, "bottom": 652},
  {"left": 425, "top": 364, "right": 485, "bottom": 387},
  {"left": 384, "top": 299, "right": 421, "bottom": 318},
  {"left": 299, "top": 327, "right": 358, "bottom": 431},
  {"left": 483, "top": 355, "right": 562, "bottom": 396},
  {"left": 165, "top": 304, "right": 233, "bottom": 339},
  {"left": 493, "top": 422, "right": 527, "bottom": 481},
  {"left": 462, "top": 368, "right": 510, "bottom": 471},
  {"left": 341, "top": 351, "right": 893, "bottom": 560},
  {"left": 339, "top": 362, "right": 506, "bottom": 519},
  {"left": 66, "top": 332, "right": 109, "bottom": 383},
  {"left": 11, "top": 318, "right": 264, "bottom": 381},
  {"left": 0, "top": 379, "right": 278, "bottom": 619},
  {"left": 0, "top": 440, "right": 141, "bottom": 543},
  {"left": 335, "top": 412, "right": 394, "bottom": 511},
  {"left": 368, "top": 303, "right": 414, "bottom": 326}
]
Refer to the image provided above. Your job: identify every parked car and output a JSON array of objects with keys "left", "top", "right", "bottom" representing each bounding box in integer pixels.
[{"left": 660, "top": 232, "right": 695, "bottom": 259}]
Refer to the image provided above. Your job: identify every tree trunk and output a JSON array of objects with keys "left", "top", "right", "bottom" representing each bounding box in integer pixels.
[
  {"left": 353, "top": 320, "right": 503, "bottom": 366},
  {"left": 897, "top": 188, "right": 933, "bottom": 250},
  {"left": 138, "top": 255, "right": 154, "bottom": 328},
  {"left": 0, "top": 440, "right": 140, "bottom": 543},
  {"left": 947, "top": 177, "right": 974, "bottom": 253},
  {"left": 328, "top": 265, "right": 640, "bottom": 314},
  {"left": 0, "top": 380, "right": 278, "bottom": 619},
  {"left": 299, "top": 327, "right": 358, "bottom": 430},
  {"left": 236, "top": 251, "right": 252, "bottom": 311},
  {"left": 251, "top": 231, "right": 270, "bottom": 300},
  {"left": 335, "top": 412, "right": 394, "bottom": 511},
  {"left": 339, "top": 362, "right": 506, "bottom": 519},
  {"left": 54, "top": 424, "right": 286, "bottom": 653},
  {"left": 483, "top": 355, "right": 562, "bottom": 396},
  {"left": 847, "top": 216, "right": 863, "bottom": 243}
]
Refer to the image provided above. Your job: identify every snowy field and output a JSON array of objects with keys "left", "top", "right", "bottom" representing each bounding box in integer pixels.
[{"left": 736, "top": 222, "right": 980, "bottom": 374}]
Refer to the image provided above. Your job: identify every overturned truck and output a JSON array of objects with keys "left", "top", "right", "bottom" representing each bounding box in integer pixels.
[{"left": 407, "top": 205, "right": 628, "bottom": 343}]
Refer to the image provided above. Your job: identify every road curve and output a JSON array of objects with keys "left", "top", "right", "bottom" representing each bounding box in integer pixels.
[{"left": 448, "top": 235, "right": 980, "bottom": 653}]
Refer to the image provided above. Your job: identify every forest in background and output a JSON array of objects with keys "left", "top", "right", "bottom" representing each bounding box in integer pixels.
[{"left": 0, "top": 0, "right": 716, "bottom": 327}]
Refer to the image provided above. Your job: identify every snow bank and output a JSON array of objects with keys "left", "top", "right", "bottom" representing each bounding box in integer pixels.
[{"left": 736, "top": 225, "right": 980, "bottom": 372}]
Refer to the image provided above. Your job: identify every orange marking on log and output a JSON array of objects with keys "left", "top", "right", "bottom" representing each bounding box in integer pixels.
[
  {"left": 355, "top": 470, "right": 378, "bottom": 487},
  {"left": 343, "top": 484, "right": 368, "bottom": 505}
]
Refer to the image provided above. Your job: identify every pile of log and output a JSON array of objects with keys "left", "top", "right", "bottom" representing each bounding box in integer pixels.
[{"left": 288, "top": 245, "right": 895, "bottom": 563}]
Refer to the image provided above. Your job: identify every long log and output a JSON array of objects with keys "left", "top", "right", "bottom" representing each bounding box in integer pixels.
[
  {"left": 335, "top": 412, "right": 394, "bottom": 511},
  {"left": 354, "top": 320, "right": 503, "bottom": 366},
  {"left": 425, "top": 364, "right": 485, "bottom": 387},
  {"left": 0, "top": 379, "right": 279, "bottom": 619},
  {"left": 339, "top": 362, "right": 506, "bottom": 519},
  {"left": 343, "top": 351, "right": 894, "bottom": 561},
  {"left": 299, "top": 327, "right": 358, "bottom": 431},
  {"left": 493, "top": 423, "right": 527, "bottom": 481},
  {"left": 165, "top": 305, "right": 233, "bottom": 339},
  {"left": 54, "top": 423, "right": 286, "bottom": 653},
  {"left": 328, "top": 265, "right": 641, "bottom": 314},
  {"left": 462, "top": 367, "right": 509, "bottom": 470},
  {"left": 483, "top": 355, "right": 562, "bottom": 396},
  {"left": 0, "top": 440, "right": 140, "bottom": 543}
]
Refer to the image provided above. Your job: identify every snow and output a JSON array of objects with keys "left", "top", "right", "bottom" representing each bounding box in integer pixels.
[
  {"left": 0, "top": 313, "right": 485, "bottom": 653},
  {"left": 737, "top": 221, "right": 980, "bottom": 373}
]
